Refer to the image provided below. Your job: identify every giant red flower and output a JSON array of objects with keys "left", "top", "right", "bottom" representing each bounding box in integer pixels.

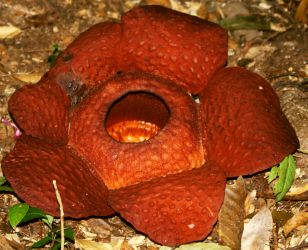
[{"left": 1, "top": 5, "right": 298, "bottom": 246}]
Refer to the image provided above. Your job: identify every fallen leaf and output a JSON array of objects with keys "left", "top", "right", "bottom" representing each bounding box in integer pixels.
[
  {"left": 81, "top": 218, "right": 111, "bottom": 238},
  {"left": 147, "top": 247, "right": 159, "bottom": 250},
  {"left": 175, "top": 242, "right": 231, "bottom": 250},
  {"left": 241, "top": 207, "right": 273, "bottom": 250},
  {"left": 244, "top": 190, "right": 256, "bottom": 216},
  {"left": 218, "top": 176, "right": 247, "bottom": 250},
  {"left": 272, "top": 210, "right": 293, "bottom": 227},
  {"left": 159, "top": 247, "right": 172, "bottom": 250},
  {"left": 0, "top": 26, "right": 22, "bottom": 40},
  {"left": 269, "top": 23, "right": 287, "bottom": 32},
  {"left": 283, "top": 208, "right": 308, "bottom": 235},
  {"left": 159, "top": 242, "right": 231, "bottom": 250},
  {"left": 218, "top": 15, "right": 271, "bottom": 30},
  {"left": 120, "top": 240, "right": 134, "bottom": 250},
  {"left": 168, "top": 0, "right": 203, "bottom": 17},
  {"left": 0, "top": 236, "right": 15, "bottom": 250},
  {"left": 14, "top": 72, "right": 43, "bottom": 84},
  {"left": 287, "top": 180, "right": 308, "bottom": 198},
  {"left": 127, "top": 235, "right": 146, "bottom": 246},
  {"left": 295, "top": 0, "right": 308, "bottom": 23},
  {"left": 145, "top": 0, "right": 171, "bottom": 8},
  {"left": 75, "top": 237, "right": 124, "bottom": 250},
  {"left": 3, "top": 234, "right": 24, "bottom": 250}
]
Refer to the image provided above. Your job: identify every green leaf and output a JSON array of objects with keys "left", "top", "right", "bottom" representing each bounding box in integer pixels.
[
  {"left": 20, "top": 207, "right": 50, "bottom": 224},
  {"left": 31, "top": 235, "right": 52, "bottom": 248},
  {"left": 47, "top": 43, "right": 62, "bottom": 67},
  {"left": 64, "top": 228, "right": 74, "bottom": 241},
  {"left": 0, "top": 177, "right": 14, "bottom": 192},
  {"left": 0, "top": 186, "right": 14, "bottom": 192},
  {"left": 41, "top": 214, "right": 54, "bottom": 228},
  {"left": 51, "top": 242, "right": 61, "bottom": 250},
  {"left": 268, "top": 166, "right": 279, "bottom": 183},
  {"left": 0, "top": 176, "right": 6, "bottom": 185},
  {"left": 9, "top": 204, "right": 54, "bottom": 229},
  {"left": 54, "top": 227, "right": 74, "bottom": 242},
  {"left": 274, "top": 155, "right": 296, "bottom": 201},
  {"left": 218, "top": 15, "right": 271, "bottom": 30},
  {"left": 9, "top": 203, "right": 29, "bottom": 229}
]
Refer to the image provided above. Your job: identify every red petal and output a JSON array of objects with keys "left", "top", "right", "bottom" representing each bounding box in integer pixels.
[
  {"left": 2, "top": 135, "right": 113, "bottom": 217},
  {"left": 48, "top": 22, "right": 121, "bottom": 87},
  {"left": 9, "top": 79, "right": 70, "bottom": 144},
  {"left": 121, "top": 5, "right": 227, "bottom": 94},
  {"left": 109, "top": 162, "right": 226, "bottom": 246},
  {"left": 69, "top": 72, "right": 205, "bottom": 189},
  {"left": 200, "top": 67, "right": 299, "bottom": 176}
]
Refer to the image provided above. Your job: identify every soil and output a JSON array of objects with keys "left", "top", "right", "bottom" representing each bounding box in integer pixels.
[{"left": 0, "top": 0, "right": 307, "bottom": 249}]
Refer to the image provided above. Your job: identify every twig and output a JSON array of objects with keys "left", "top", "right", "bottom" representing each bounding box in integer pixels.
[
  {"left": 272, "top": 223, "right": 278, "bottom": 250},
  {"left": 53, "top": 180, "right": 64, "bottom": 250},
  {"left": 286, "top": 242, "right": 308, "bottom": 250}
]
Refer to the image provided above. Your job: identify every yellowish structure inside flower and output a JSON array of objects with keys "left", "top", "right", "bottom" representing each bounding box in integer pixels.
[
  {"left": 105, "top": 91, "right": 170, "bottom": 143},
  {"left": 107, "top": 120, "right": 161, "bottom": 143}
]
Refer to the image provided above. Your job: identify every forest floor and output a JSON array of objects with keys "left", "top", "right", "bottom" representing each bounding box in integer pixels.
[{"left": 0, "top": 0, "right": 307, "bottom": 249}]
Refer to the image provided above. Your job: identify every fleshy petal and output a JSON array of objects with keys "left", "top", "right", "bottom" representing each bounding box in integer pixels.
[
  {"left": 109, "top": 162, "right": 226, "bottom": 246},
  {"left": 69, "top": 72, "right": 205, "bottom": 189},
  {"left": 48, "top": 22, "right": 121, "bottom": 88},
  {"left": 9, "top": 79, "right": 70, "bottom": 144},
  {"left": 121, "top": 5, "right": 227, "bottom": 94},
  {"left": 2, "top": 135, "right": 114, "bottom": 217},
  {"left": 200, "top": 67, "right": 299, "bottom": 177}
]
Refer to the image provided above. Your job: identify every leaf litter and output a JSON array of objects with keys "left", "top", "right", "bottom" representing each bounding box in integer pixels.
[
  {"left": 0, "top": 0, "right": 307, "bottom": 249},
  {"left": 0, "top": 26, "right": 22, "bottom": 40},
  {"left": 241, "top": 207, "right": 273, "bottom": 250},
  {"left": 218, "top": 177, "right": 247, "bottom": 250},
  {"left": 283, "top": 207, "right": 308, "bottom": 236}
]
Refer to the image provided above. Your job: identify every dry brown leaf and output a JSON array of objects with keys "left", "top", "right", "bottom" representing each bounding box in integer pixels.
[
  {"left": 120, "top": 240, "right": 134, "bottom": 250},
  {"left": 147, "top": 247, "right": 159, "bottom": 250},
  {"left": 244, "top": 190, "right": 257, "bottom": 216},
  {"left": 75, "top": 237, "right": 124, "bottom": 250},
  {"left": 218, "top": 176, "right": 247, "bottom": 250},
  {"left": 14, "top": 72, "right": 43, "bottom": 84},
  {"left": 127, "top": 235, "right": 147, "bottom": 246},
  {"left": 241, "top": 207, "right": 273, "bottom": 250},
  {"left": 3, "top": 234, "right": 24, "bottom": 250},
  {"left": 0, "top": 26, "right": 22, "bottom": 40},
  {"left": 169, "top": 0, "right": 203, "bottom": 17},
  {"left": 283, "top": 208, "right": 308, "bottom": 235},
  {"left": 287, "top": 180, "right": 308, "bottom": 198},
  {"left": 295, "top": 0, "right": 308, "bottom": 23},
  {"left": 0, "top": 236, "right": 15, "bottom": 250},
  {"left": 175, "top": 242, "right": 232, "bottom": 250},
  {"left": 64, "top": 0, "right": 73, "bottom": 5},
  {"left": 81, "top": 218, "right": 111, "bottom": 238},
  {"left": 145, "top": 0, "right": 171, "bottom": 8}
]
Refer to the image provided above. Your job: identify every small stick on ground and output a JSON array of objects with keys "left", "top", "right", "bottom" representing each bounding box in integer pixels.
[{"left": 53, "top": 180, "right": 64, "bottom": 250}]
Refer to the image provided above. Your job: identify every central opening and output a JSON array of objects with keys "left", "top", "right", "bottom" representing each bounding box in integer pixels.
[{"left": 105, "top": 91, "right": 170, "bottom": 143}]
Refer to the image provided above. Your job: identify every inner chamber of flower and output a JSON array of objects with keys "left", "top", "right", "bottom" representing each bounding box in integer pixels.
[{"left": 105, "top": 91, "right": 170, "bottom": 143}]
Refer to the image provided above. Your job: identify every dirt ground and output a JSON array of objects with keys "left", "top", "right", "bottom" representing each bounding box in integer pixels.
[{"left": 0, "top": 0, "right": 307, "bottom": 249}]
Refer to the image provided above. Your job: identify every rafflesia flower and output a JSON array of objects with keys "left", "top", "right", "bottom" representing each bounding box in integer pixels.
[{"left": 1, "top": 5, "right": 299, "bottom": 246}]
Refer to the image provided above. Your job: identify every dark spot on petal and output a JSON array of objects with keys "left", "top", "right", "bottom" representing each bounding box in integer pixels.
[{"left": 62, "top": 53, "right": 74, "bottom": 62}]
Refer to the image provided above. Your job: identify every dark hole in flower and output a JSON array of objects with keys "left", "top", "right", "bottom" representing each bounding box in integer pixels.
[{"left": 105, "top": 91, "right": 170, "bottom": 143}]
